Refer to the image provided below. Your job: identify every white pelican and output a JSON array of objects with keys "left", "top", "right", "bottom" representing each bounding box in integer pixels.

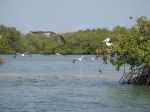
[
  {"left": 31, "top": 31, "right": 66, "bottom": 47},
  {"left": 102, "top": 38, "right": 113, "bottom": 47}
]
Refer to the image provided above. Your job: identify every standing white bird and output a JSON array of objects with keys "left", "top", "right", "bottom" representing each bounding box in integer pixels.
[{"left": 102, "top": 38, "right": 113, "bottom": 47}]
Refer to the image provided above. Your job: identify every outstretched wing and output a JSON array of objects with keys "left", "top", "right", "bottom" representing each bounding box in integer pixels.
[
  {"left": 72, "top": 58, "right": 78, "bottom": 64},
  {"left": 24, "top": 52, "right": 32, "bottom": 57},
  {"left": 13, "top": 53, "right": 20, "bottom": 59},
  {"left": 31, "top": 31, "right": 56, "bottom": 35},
  {"left": 31, "top": 30, "right": 66, "bottom": 46},
  {"left": 57, "top": 35, "right": 66, "bottom": 46}
]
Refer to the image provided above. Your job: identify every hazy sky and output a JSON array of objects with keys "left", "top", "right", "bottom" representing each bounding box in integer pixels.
[{"left": 0, "top": 0, "right": 150, "bottom": 33}]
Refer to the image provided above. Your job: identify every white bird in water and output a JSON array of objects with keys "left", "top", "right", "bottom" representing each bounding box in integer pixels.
[
  {"left": 86, "top": 56, "right": 99, "bottom": 61},
  {"left": 55, "top": 53, "right": 61, "bottom": 56},
  {"left": 90, "top": 57, "right": 96, "bottom": 61},
  {"left": 14, "top": 52, "right": 32, "bottom": 59},
  {"left": 31, "top": 31, "right": 66, "bottom": 47},
  {"left": 102, "top": 38, "right": 113, "bottom": 47},
  {"left": 55, "top": 53, "right": 62, "bottom": 56},
  {"left": 72, "top": 56, "right": 85, "bottom": 64}
]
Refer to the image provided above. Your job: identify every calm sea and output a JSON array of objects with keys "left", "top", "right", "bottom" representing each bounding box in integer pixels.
[{"left": 0, "top": 54, "right": 150, "bottom": 112}]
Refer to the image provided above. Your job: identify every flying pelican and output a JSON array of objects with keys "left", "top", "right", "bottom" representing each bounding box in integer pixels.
[
  {"left": 72, "top": 56, "right": 85, "bottom": 64},
  {"left": 102, "top": 38, "right": 113, "bottom": 47},
  {"left": 14, "top": 52, "right": 32, "bottom": 59},
  {"left": 31, "top": 31, "right": 66, "bottom": 47}
]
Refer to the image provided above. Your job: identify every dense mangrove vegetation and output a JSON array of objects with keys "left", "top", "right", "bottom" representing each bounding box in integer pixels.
[
  {"left": 0, "top": 24, "right": 126, "bottom": 54},
  {"left": 100, "top": 16, "right": 150, "bottom": 85},
  {"left": 0, "top": 16, "right": 150, "bottom": 86}
]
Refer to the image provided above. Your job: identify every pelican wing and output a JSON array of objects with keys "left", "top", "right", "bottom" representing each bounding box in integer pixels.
[
  {"left": 31, "top": 31, "right": 56, "bottom": 35},
  {"left": 13, "top": 53, "right": 20, "bottom": 59},
  {"left": 24, "top": 52, "right": 32, "bottom": 57},
  {"left": 57, "top": 35, "right": 66, "bottom": 46},
  {"left": 72, "top": 58, "right": 78, "bottom": 64}
]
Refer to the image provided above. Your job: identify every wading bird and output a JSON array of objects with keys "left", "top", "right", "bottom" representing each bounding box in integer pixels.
[
  {"left": 31, "top": 31, "right": 66, "bottom": 47},
  {"left": 102, "top": 38, "right": 113, "bottom": 47},
  {"left": 14, "top": 52, "right": 32, "bottom": 59}
]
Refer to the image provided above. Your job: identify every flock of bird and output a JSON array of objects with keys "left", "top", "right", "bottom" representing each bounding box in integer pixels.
[
  {"left": 14, "top": 30, "right": 113, "bottom": 57},
  {"left": 31, "top": 30, "right": 113, "bottom": 47},
  {"left": 13, "top": 52, "right": 97, "bottom": 63},
  {"left": 13, "top": 31, "right": 113, "bottom": 74}
]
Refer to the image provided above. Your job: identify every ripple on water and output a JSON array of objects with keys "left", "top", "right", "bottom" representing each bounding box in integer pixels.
[{"left": 0, "top": 55, "right": 150, "bottom": 112}]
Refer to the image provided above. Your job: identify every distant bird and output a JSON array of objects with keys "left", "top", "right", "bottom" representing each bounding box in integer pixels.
[
  {"left": 14, "top": 52, "right": 32, "bottom": 59},
  {"left": 55, "top": 53, "right": 62, "bottom": 56},
  {"left": 31, "top": 31, "right": 66, "bottom": 47},
  {"left": 85, "top": 56, "right": 99, "bottom": 61},
  {"left": 72, "top": 56, "right": 85, "bottom": 64},
  {"left": 55, "top": 53, "right": 60, "bottom": 56},
  {"left": 99, "top": 67, "right": 102, "bottom": 73},
  {"left": 90, "top": 57, "right": 96, "bottom": 61},
  {"left": 102, "top": 38, "right": 113, "bottom": 47},
  {"left": 129, "top": 16, "right": 133, "bottom": 19}
]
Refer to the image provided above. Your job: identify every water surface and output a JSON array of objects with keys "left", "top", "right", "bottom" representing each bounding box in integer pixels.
[{"left": 0, "top": 54, "right": 150, "bottom": 112}]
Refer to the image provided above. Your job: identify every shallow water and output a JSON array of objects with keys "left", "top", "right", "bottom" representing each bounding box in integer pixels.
[{"left": 0, "top": 54, "right": 150, "bottom": 112}]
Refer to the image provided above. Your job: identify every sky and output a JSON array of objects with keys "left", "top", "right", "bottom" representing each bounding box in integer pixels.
[{"left": 0, "top": 0, "right": 150, "bottom": 34}]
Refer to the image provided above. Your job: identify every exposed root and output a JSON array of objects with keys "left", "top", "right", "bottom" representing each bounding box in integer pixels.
[{"left": 119, "top": 65, "right": 150, "bottom": 86}]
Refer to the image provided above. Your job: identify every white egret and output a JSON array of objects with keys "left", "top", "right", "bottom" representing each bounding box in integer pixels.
[{"left": 102, "top": 38, "right": 113, "bottom": 47}]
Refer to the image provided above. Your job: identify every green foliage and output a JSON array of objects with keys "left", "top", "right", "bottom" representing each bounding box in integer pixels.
[
  {"left": 0, "top": 25, "right": 21, "bottom": 53},
  {"left": 0, "top": 24, "right": 124, "bottom": 54},
  {"left": 100, "top": 16, "right": 150, "bottom": 70}
]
